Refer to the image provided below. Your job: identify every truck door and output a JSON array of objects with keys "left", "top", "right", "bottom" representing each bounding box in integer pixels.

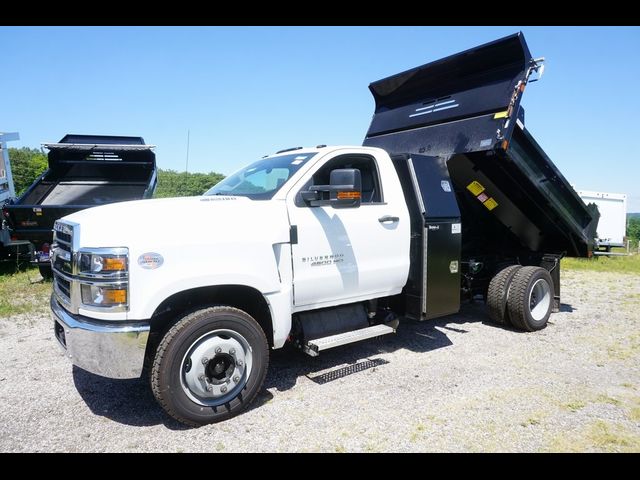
[{"left": 286, "top": 152, "right": 409, "bottom": 308}]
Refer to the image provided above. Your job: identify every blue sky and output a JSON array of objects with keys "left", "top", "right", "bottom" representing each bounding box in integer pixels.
[{"left": 3, "top": 26, "right": 639, "bottom": 210}]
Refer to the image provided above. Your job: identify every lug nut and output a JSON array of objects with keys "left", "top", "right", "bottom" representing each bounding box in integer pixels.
[
  {"left": 237, "top": 359, "right": 243, "bottom": 366},
  {"left": 215, "top": 347, "right": 222, "bottom": 353},
  {"left": 198, "top": 374, "right": 205, "bottom": 381},
  {"left": 229, "top": 348, "right": 236, "bottom": 355},
  {"left": 220, "top": 386, "right": 227, "bottom": 393},
  {"left": 207, "top": 386, "right": 213, "bottom": 392},
  {"left": 201, "top": 357, "right": 209, "bottom": 365},
  {"left": 233, "top": 376, "right": 240, "bottom": 383}
]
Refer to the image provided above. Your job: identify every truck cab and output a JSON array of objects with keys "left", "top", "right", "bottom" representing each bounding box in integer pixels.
[{"left": 51, "top": 145, "right": 412, "bottom": 425}]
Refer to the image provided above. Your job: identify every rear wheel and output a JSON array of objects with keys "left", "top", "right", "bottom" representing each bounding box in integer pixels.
[
  {"left": 507, "top": 266, "right": 553, "bottom": 331},
  {"left": 151, "top": 306, "right": 269, "bottom": 427},
  {"left": 487, "top": 265, "right": 522, "bottom": 325}
]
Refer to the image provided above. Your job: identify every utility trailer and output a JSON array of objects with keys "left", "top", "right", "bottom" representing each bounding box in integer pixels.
[
  {"left": 0, "top": 132, "right": 31, "bottom": 260},
  {"left": 575, "top": 190, "right": 626, "bottom": 252},
  {"left": 3, "top": 134, "right": 157, "bottom": 276},
  {"left": 364, "top": 33, "right": 599, "bottom": 322}
]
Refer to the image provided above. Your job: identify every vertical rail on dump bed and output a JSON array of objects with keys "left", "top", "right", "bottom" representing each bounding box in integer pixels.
[{"left": 364, "top": 32, "right": 598, "bottom": 259}]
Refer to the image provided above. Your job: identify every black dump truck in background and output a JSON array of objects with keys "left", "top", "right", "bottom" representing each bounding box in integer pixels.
[
  {"left": 363, "top": 33, "right": 599, "bottom": 326},
  {"left": 3, "top": 134, "right": 157, "bottom": 277}
]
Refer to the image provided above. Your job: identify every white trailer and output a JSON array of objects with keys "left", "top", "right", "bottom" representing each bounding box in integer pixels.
[
  {"left": 576, "top": 190, "right": 627, "bottom": 250},
  {"left": 0, "top": 132, "right": 18, "bottom": 204},
  {"left": 1, "top": 132, "right": 20, "bottom": 255}
]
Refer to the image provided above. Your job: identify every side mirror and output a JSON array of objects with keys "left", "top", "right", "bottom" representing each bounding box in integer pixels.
[
  {"left": 301, "top": 168, "right": 362, "bottom": 208},
  {"left": 329, "top": 168, "right": 361, "bottom": 209}
]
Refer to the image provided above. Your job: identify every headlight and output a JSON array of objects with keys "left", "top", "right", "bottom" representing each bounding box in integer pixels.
[
  {"left": 79, "top": 252, "right": 128, "bottom": 274},
  {"left": 81, "top": 284, "right": 128, "bottom": 307},
  {"left": 76, "top": 247, "right": 129, "bottom": 311}
]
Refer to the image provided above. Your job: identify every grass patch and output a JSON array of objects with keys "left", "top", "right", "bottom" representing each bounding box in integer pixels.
[
  {"left": 550, "top": 420, "right": 640, "bottom": 452},
  {"left": 586, "top": 421, "right": 639, "bottom": 452},
  {"left": 595, "top": 394, "right": 621, "bottom": 406},
  {"left": 562, "top": 253, "right": 640, "bottom": 274},
  {"left": 606, "top": 334, "right": 640, "bottom": 361},
  {"left": 520, "top": 417, "right": 541, "bottom": 427},
  {"left": 409, "top": 422, "right": 426, "bottom": 442},
  {"left": 0, "top": 265, "right": 51, "bottom": 318},
  {"left": 629, "top": 407, "right": 640, "bottom": 422},
  {"left": 562, "top": 400, "right": 586, "bottom": 412}
]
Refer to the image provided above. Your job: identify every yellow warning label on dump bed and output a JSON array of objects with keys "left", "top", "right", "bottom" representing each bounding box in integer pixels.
[
  {"left": 466, "top": 181, "right": 485, "bottom": 196},
  {"left": 483, "top": 197, "right": 498, "bottom": 211}
]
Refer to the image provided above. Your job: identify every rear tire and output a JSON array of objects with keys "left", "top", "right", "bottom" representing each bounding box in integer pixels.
[
  {"left": 487, "top": 265, "right": 522, "bottom": 325},
  {"left": 151, "top": 306, "right": 269, "bottom": 427},
  {"left": 507, "top": 266, "right": 554, "bottom": 331}
]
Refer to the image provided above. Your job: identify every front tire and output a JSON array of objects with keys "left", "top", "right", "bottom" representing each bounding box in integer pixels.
[{"left": 151, "top": 306, "right": 269, "bottom": 427}]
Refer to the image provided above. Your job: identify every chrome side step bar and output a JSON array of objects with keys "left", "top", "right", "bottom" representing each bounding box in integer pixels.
[{"left": 303, "top": 323, "right": 396, "bottom": 357}]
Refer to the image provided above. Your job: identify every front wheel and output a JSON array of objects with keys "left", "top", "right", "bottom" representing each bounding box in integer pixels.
[{"left": 151, "top": 306, "right": 269, "bottom": 427}]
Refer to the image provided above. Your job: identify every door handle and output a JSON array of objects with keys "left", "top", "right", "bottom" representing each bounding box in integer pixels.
[{"left": 378, "top": 215, "right": 399, "bottom": 223}]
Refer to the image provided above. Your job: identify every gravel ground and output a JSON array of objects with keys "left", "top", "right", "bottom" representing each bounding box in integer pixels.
[{"left": 1, "top": 269, "right": 639, "bottom": 452}]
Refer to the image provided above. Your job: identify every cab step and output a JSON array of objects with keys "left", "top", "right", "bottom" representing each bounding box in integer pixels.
[{"left": 303, "top": 323, "right": 396, "bottom": 357}]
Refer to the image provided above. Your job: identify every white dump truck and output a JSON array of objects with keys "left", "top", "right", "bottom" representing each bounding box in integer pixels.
[{"left": 50, "top": 34, "right": 598, "bottom": 426}]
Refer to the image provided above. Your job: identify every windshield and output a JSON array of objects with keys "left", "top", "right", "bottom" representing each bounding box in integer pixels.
[{"left": 204, "top": 152, "right": 317, "bottom": 200}]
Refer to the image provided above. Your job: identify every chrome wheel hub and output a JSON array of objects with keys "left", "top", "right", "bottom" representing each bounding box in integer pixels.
[
  {"left": 180, "top": 329, "right": 253, "bottom": 406},
  {"left": 528, "top": 278, "right": 551, "bottom": 321}
]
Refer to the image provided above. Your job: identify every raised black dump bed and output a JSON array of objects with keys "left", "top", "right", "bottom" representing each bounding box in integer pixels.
[
  {"left": 364, "top": 33, "right": 599, "bottom": 318},
  {"left": 3, "top": 134, "right": 157, "bottom": 269}
]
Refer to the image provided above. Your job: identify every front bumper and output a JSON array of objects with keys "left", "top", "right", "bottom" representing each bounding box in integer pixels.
[{"left": 51, "top": 295, "right": 150, "bottom": 379}]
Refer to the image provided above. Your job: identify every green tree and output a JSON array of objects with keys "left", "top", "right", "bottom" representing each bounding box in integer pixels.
[
  {"left": 7, "top": 147, "right": 48, "bottom": 196},
  {"left": 154, "top": 169, "right": 225, "bottom": 198},
  {"left": 627, "top": 217, "right": 640, "bottom": 245}
]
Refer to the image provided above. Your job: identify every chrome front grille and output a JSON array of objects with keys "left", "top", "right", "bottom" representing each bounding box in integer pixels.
[
  {"left": 52, "top": 221, "right": 77, "bottom": 310},
  {"left": 55, "top": 230, "right": 72, "bottom": 244},
  {"left": 51, "top": 220, "right": 129, "bottom": 314},
  {"left": 54, "top": 273, "right": 71, "bottom": 299}
]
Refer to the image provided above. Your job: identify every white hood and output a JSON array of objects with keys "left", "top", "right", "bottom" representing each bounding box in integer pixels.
[
  {"left": 61, "top": 195, "right": 292, "bottom": 321},
  {"left": 62, "top": 195, "right": 290, "bottom": 249}
]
